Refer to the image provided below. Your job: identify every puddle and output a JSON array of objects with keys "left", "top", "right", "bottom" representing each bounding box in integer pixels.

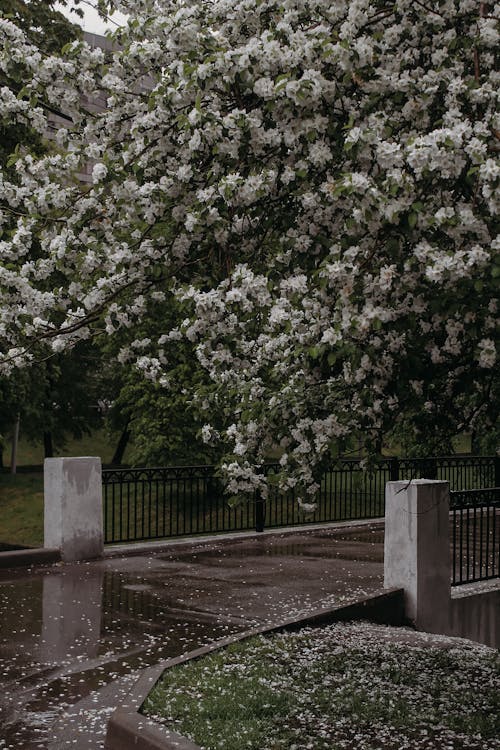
[
  {"left": 0, "top": 529, "right": 386, "bottom": 749},
  {"left": 159, "top": 526, "right": 386, "bottom": 565},
  {"left": 0, "top": 566, "right": 245, "bottom": 749}
]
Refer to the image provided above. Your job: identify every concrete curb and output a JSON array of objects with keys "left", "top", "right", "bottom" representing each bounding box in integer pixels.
[
  {"left": 104, "top": 518, "right": 385, "bottom": 558},
  {"left": 104, "top": 587, "right": 404, "bottom": 750},
  {"left": 0, "top": 547, "right": 60, "bottom": 569}
]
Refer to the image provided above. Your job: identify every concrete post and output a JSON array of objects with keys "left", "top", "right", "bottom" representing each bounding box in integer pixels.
[
  {"left": 44, "top": 457, "right": 103, "bottom": 562},
  {"left": 384, "top": 479, "right": 450, "bottom": 634}
]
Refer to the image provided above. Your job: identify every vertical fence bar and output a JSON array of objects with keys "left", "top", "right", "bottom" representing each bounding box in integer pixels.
[
  {"left": 477, "top": 502, "right": 482, "bottom": 579},
  {"left": 200, "top": 474, "right": 206, "bottom": 534},
  {"left": 464, "top": 503, "right": 468, "bottom": 583},
  {"left": 147, "top": 473, "right": 152, "bottom": 539},
  {"left": 459, "top": 501, "right": 464, "bottom": 584},
  {"left": 485, "top": 500, "right": 490, "bottom": 578},
  {"left": 117, "top": 483, "right": 123, "bottom": 539},
  {"left": 339, "top": 464, "right": 344, "bottom": 520},
  {"left": 328, "top": 468, "right": 333, "bottom": 521},
  {"left": 138, "top": 476, "right": 143, "bottom": 540},
  {"left": 492, "top": 501, "right": 497, "bottom": 578},
  {"left": 103, "top": 481, "right": 108, "bottom": 544},
  {"left": 161, "top": 474, "right": 166, "bottom": 538},
  {"left": 255, "top": 491, "right": 265, "bottom": 533},
  {"left": 452, "top": 505, "right": 457, "bottom": 585},
  {"left": 473, "top": 503, "right": 477, "bottom": 580},
  {"left": 188, "top": 471, "right": 193, "bottom": 535}
]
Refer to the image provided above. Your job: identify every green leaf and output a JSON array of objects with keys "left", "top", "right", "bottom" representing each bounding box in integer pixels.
[
  {"left": 327, "top": 352, "right": 337, "bottom": 366},
  {"left": 343, "top": 115, "right": 355, "bottom": 131},
  {"left": 308, "top": 346, "right": 321, "bottom": 360},
  {"left": 408, "top": 212, "right": 418, "bottom": 229},
  {"left": 6, "top": 151, "right": 20, "bottom": 168}
]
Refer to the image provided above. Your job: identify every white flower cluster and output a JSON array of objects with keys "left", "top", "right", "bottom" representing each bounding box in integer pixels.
[{"left": 0, "top": 1, "right": 498, "bottom": 497}]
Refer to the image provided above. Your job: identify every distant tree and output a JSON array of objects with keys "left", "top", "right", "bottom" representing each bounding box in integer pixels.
[
  {"left": 101, "top": 294, "right": 222, "bottom": 466},
  {"left": 0, "top": 343, "right": 104, "bottom": 462}
]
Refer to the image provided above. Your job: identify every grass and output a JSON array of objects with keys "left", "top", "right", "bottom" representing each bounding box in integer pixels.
[
  {"left": 3, "top": 427, "right": 126, "bottom": 468},
  {"left": 0, "top": 472, "right": 44, "bottom": 547},
  {"left": 143, "top": 621, "right": 500, "bottom": 750}
]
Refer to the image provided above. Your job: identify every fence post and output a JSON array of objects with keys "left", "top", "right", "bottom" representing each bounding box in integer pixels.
[
  {"left": 255, "top": 491, "right": 266, "bottom": 533},
  {"left": 390, "top": 457, "right": 399, "bottom": 482},
  {"left": 44, "top": 457, "right": 103, "bottom": 562},
  {"left": 423, "top": 457, "right": 438, "bottom": 479},
  {"left": 384, "top": 479, "right": 450, "bottom": 633}
]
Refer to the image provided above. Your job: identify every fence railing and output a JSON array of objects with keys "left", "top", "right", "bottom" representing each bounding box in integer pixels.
[
  {"left": 450, "top": 487, "right": 500, "bottom": 586},
  {"left": 102, "top": 455, "right": 499, "bottom": 545}
]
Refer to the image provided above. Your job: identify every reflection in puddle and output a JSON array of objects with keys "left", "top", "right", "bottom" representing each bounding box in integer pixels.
[
  {"left": 0, "top": 567, "right": 244, "bottom": 750},
  {"left": 159, "top": 526, "right": 385, "bottom": 565},
  {"left": 41, "top": 571, "right": 104, "bottom": 663}
]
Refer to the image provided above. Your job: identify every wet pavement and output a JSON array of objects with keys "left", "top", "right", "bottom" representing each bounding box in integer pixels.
[{"left": 0, "top": 524, "right": 385, "bottom": 750}]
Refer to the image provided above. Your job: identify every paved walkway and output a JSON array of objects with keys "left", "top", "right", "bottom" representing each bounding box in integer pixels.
[{"left": 0, "top": 522, "right": 385, "bottom": 749}]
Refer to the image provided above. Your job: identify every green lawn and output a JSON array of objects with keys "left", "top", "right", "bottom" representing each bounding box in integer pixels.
[
  {"left": 143, "top": 621, "right": 499, "bottom": 750},
  {"left": 3, "top": 428, "right": 127, "bottom": 468},
  {"left": 0, "top": 472, "right": 44, "bottom": 547}
]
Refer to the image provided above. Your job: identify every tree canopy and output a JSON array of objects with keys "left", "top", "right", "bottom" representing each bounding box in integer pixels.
[{"left": 0, "top": 0, "right": 498, "bottom": 495}]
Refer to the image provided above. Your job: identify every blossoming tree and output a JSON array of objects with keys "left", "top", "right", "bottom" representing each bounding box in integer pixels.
[{"left": 0, "top": 0, "right": 498, "bottom": 499}]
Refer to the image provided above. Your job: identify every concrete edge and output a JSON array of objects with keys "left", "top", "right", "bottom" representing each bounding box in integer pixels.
[
  {"left": 104, "top": 518, "right": 385, "bottom": 558},
  {"left": 104, "top": 587, "right": 405, "bottom": 750},
  {"left": 106, "top": 711, "right": 200, "bottom": 750},
  {"left": 451, "top": 577, "right": 500, "bottom": 599},
  {"left": 0, "top": 547, "right": 61, "bottom": 569}
]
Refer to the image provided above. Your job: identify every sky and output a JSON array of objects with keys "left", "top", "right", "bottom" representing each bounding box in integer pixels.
[{"left": 55, "top": 1, "right": 128, "bottom": 35}]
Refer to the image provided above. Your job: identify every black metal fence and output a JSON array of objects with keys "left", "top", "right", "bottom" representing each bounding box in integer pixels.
[
  {"left": 102, "top": 455, "right": 499, "bottom": 545},
  {"left": 450, "top": 487, "right": 500, "bottom": 586}
]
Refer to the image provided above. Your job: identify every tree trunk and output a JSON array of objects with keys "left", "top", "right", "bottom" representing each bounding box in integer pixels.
[
  {"left": 10, "top": 414, "right": 20, "bottom": 474},
  {"left": 470, "top": 430, "right": 479, "bottom": 455},
  {"left": 111, "top": 426, "right": 130, "bottom": 465},
  {"left": 44, "top": 431, "right": 54, "bottom": 458}
]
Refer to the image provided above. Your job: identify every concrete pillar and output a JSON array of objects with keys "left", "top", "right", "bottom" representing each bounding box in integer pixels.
[
  {"left": 384, "top": 479, "right": 450, "bottom": 634},
  {"left": 44, "top": 457, "right": 103, "bottom": 562}
]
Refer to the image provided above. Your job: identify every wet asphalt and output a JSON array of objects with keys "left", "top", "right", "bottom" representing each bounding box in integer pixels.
[{"left": 0, "top": 524, "right": 385, "bottom": 749}]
